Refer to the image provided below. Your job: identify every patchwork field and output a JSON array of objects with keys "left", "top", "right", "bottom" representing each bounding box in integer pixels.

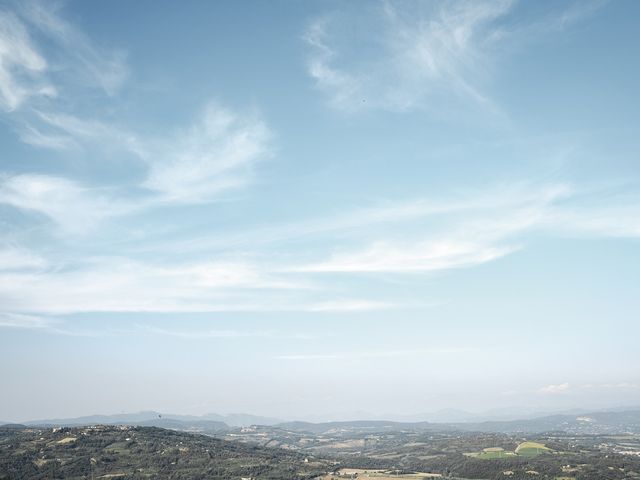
[
  {"left": 466, "top": 441, "right": 552, "bottom": 460},
  {"left": 515, "top": 441, "right": 551, "bottom": 457},
  {"left": 323, "top": 469, "right": 442, "bottom": 479},
  {"left": 475, "top": 447, "right": 516, "bottom": 459}
]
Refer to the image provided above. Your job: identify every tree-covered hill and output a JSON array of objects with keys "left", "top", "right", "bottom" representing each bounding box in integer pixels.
[{"left": 0, "top": 425, "right": 329, "bottom": 479}]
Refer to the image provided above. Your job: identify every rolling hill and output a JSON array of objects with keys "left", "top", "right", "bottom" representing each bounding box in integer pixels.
[{"left": 0, "top": 424, "right": 329, "bottom": 479}]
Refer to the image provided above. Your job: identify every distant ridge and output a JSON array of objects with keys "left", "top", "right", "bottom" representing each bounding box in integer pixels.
[
  {"left": 20, "top": 411, "right": 282, "bottom": 430},
  {"left": 275, "top": 409, "right": 640, "bottom": 435},
  {"left": 276, "top": 419, "right": 448, "bottom": 434},
  {"left": 9, "top": 408, "right": 640, "bottom": 435}
]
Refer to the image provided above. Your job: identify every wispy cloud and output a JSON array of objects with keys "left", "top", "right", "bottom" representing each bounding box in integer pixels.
[
  {"left": 289, "top": 182, "right": 640, "bottom": 274},
  {"left": 290, "top": 183, "right": 564, "bottom": 273},
  {"left": 26, "top": 103, "right": 272, "bottom": 205},
  {"left": 0, "top": 311, "right": 53, "bottom": 329},
  {"left": 0, "top": 316, "right": 323, "bottom": 340},
  {"left": 0, "top": 174, "right": 139, "bottom": 234},
  {"left": 0, "top": 257, "right": 294, "bottom": 314},
  {"left": 141, "top": 103, "right": 271, "bottom": 203},
  {"left": 304, "top": 0, "right": 514, "bottom": 112},
  {"left": 1, "top": 1, "right": 271, "bottom": 235},
  {"left": 139, "top": 325, "right": 317, "bottom": 340},
  {"left": 23, "top": 110, "right": 141, "bottom": 153},
  {"left": 0, "top": 8, "right": 53, "bottom": 111},
  {"left": 0, "top": 253, "right": 394, "bottom": 315},
  {"left": 304, "top": 0, "right": 606, "bottom": 113},
  {"left": 17, "top": 0, "right": 127, "bottom": 95},
  {"left": 0, "top": 312, "right": 129, "bottom": 337},
  {"left": 2, "top": 179, "right": 637, "bottom": 314},
  {"left": 0, "top": 102, "right": 272, "bottom": 234},
  {"left": 147, "top": 182, "right": 573, "bottom": 255},
  {"left": 538, "top": 382, "right": 570, "bottom": 394},
  {"left": 0, "top": 0, "right": 125, "bottom": 112},
  {"left": 295, "top": 240, "right": 518, "bottom": 274},
  {"left": 276, "top": 347, "right": 469, "bottom": 361},
  {"left": 0, "top": 246, "right": 48, "bottom": 270},
  {"left": 0, "top": 0, "right": 635, "bottom": 324}
]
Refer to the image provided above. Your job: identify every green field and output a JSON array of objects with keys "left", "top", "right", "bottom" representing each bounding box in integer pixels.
[
  {"left": 476, "top": 448, "right": 514, "bottom": 459},
  {"left": 515, "top": 441, "right": 551, "bottom": 457},
  {"left": 468, "top": 442, "right": 552, "bottom": 460},
  {"left": 476, "top": 451, "right": 511, "bottom": 459},
  {"left": 465, "top": 447, "right": 515, "bottom": 459}
]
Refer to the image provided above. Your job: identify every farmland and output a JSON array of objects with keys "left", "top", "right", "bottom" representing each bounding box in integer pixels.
[
  {"left": 221, "top": 422, "right": 640, "bottom": 480},
  {"left": 466, "top": 442, "right": 552, "bottom": 460},
  {"left": 321, "top": 468, "right": 442, "bottom": 479},
  {"left": 3, "top": 420, "right": 640, "bottom": 479},
  {"left": 466, "top": 447, "right": 517, "bottom": 459},
  {"left": 515, "top": 442, "right": 551, "bottom": 457}
]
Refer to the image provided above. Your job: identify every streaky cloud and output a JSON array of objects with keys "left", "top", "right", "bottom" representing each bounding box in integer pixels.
[{"left": 305, "top": 0, "right": 607, "bottom": 114}]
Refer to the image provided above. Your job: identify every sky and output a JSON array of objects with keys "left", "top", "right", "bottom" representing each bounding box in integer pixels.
[{"left": 0, "top": 0, "right": 639, "bottom": 423}]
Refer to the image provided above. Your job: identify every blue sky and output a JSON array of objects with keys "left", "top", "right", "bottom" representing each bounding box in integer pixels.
[{"left": 1, "top": 0, "right": 639, "bottom": 422}]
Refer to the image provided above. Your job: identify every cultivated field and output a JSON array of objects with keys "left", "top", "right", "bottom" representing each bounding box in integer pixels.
[
  {"left": 515, "top": 441, "right": 551, "bottom": 457},
  {"left": 322, "top": 468, "right": 442, "bottom": 479}
]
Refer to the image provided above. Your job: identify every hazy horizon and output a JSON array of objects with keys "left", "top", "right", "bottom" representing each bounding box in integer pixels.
[
  {"left": 6, "top": 403, "right": 640, "bottom": 426},
  {"left": 1, "top": 0, "right": 639, "bottom": 423}
]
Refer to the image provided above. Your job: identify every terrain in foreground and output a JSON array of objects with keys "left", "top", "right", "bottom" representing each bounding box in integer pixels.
[
  {"left": 0, "top": 425, "right": 329, "bottom": 479},
  {"left": 2, "top": 420, "right": 640, "bottom": 479}
]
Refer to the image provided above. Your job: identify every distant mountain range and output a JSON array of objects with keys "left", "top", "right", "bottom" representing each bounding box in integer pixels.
[
  {"left": 6, "top": 408, "right": 640, "bottom": 435},
  {"left": 278, "top": 409, "right": 640, "bottom": 435},
  {"left": 14, "top": 411, "right": 282, "bottom": 432},
  {"left": 302, "top": 405, "right": 640, "bottom": 424},
  {"left": 456, "top": 409, "right": 640, "bottom": 434}
]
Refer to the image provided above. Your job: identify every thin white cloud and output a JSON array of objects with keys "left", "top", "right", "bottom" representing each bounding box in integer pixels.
[
  {"left": 3, "top": 180, "right": 636, "bottom": 315},
  {"left": 546, "top": 203, "right": 640, "bottom": 238},
  {"left": 289, "top": 182, "right": 640, "bottom": 274},
  {"left": 0, "top": 9, "right": 54, "bottom": 111},
  {"left": 0, "top": 257, "right": 287, "bottom": 314},
  {"left": 0, "top": 311, "right": 53, "bottom": 329},
  {"left": 296, "top": 240, "right": 518, "bottom": 273},
  {"left": 30, "top": 111, "right": 141, "bottom": 152},
  {"left": 139, "top": 325, "right": 317, "bottom": 340},
  {"left": 0, "top": 174, "right": 139, "bottom": 234},
  {"left": 142, "top": 103, "right": 271, "bottom": 203},
  {"left": 18, "top": 124, "right": 77, "bottom": 150},
  {"left": 538, "top": 382, "right": 570, "bottom": 394},
  {"left": 36, "top": 103, "right": 270, "bottom": 200},
  {"left": 14, "top": 102, "right": 272, "bottom": 208},
  {"left": 304, "top": 0, "right": 607, "bottom": 113},
  {"left": 0, "top": 0, "right": 126, "bottom": 112},
  {"left": 304, "top": 0, "right": 514, "bottom": 112},
  {"left": 304, "top": 17, "right": 361, "bottom": 112},
  {"left": 0, "top": 255, "right": 392, "bottom": 315},
  {"left": 0, "top": 246, "right": 48, "bottom": 270},
  {"left": 515, "top": 0, "right": 610, "bottom": 38},
  {"left": 276, "top": 347, "right": 470, "bottom": 361},
  {"left": 0, "top": 2, "right": 271, "bottom": 210},
  {"left": 16, "top": 0, "right": 127, "bottom": 95},
  {"left": 148, "top": 183, "right": 572, "bottom": 255},
  {"left": 303, "top": 300, "right": 396, "bottom": 312},
  {"left": 290, "top": 183, "right": 566, "bottom": 273},
  {"left": 0, "top": 101, "right": 272, "bottom": 234},
  {"left": 0, "top": 312, "right": 127, "bottom": 337}
]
